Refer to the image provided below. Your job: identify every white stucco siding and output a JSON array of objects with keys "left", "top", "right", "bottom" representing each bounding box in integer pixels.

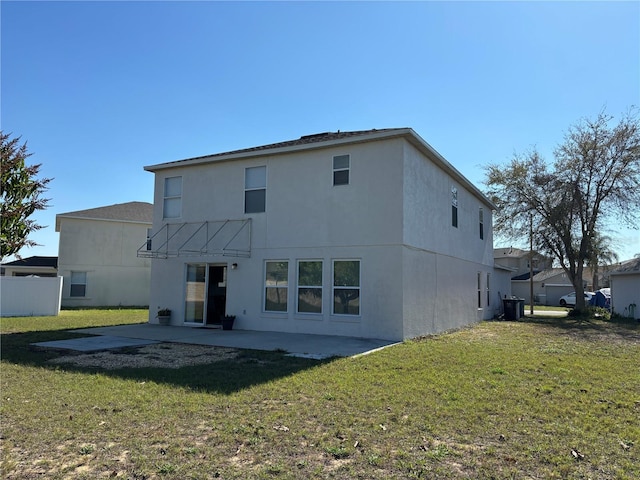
[
  {"left": 151, "top": 139, "right": 405, "bottom": 251},
  {"left": 148, "top": 245, "right": 405, "bottom": 340},
  {"left": 402, "top": 142, "right": 494, "bottom": 266},
  {"left": 266, "top": 140, "right": 404, "bottom": 248},
  {"left": 402, "top": 248, "right": 496, "bottom": 337},
  {"left": 58, "top": 217, "right": 151, "bottom": 307},
  {"left": 146, "top": 130, "right": 499, "bottom": 339},
  {"left": 610, "top": 273, "right": 640, "bottom": 319}
]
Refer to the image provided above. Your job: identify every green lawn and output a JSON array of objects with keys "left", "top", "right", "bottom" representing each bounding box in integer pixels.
[{"left": 1, "top": 310, "right": 639, "bottom": 479}]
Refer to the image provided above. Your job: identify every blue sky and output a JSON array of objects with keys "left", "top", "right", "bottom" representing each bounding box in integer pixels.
[{"left": 2, "top": 1, "right": 639, "bottom": 262}]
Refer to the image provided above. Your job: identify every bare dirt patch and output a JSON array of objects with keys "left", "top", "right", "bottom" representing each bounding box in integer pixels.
[{"left": 48, "top": 343, "right": 240, "bottom": 369}]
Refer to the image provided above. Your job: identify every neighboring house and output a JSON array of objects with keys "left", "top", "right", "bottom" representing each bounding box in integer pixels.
[
  {"left": 494, "top": 248, "right": 597, "bottom": 306},
  {"left": 493, "top": 248, "right": 553, "bottom": 277},
  {"left": 511, "top": 268, "right": 580, "bottom": 306},
  {"left": 56, "top": 202, "right": 153, "bottom": 307},
  {"left": 609, "top": 258, "right": 640, "bottom": 320},
  {"left": 141, "top": 128, "right": 509, "bottom": 341},
  {"left": 1, "top": 256, "right": 58, "bottom": 277}
]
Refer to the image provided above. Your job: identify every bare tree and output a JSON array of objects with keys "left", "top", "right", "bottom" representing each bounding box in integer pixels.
[{"left": 485, "top": 110, "right": 640, "bottom": 310}]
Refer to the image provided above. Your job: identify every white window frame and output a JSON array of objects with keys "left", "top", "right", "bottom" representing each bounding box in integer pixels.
[
  {"left": 477, "top": 271, "right": 482, "bottom": 309},
  {"left": 479, "top": 207, "right": 484, "bottom": 240},
  {"left": 333, "top": 154, "right": 350, "bottom": 186},
  {"left": 332, "top": 259, "right": 361, "bottom": 316},
  {"left": 70, "top": 271, "right": 87, "bottom": 297},
  {"left": 163, "top": 176, "right": 182, "bottom": 219},
  {"left": 297, "top": 260, "right": 323, "bottom": 314},
  {"left": 245, "top": 166, "right": 266, "bottom": 214},
  {"left": 264, "top": 260, "right": 288, "bottom": 313}
]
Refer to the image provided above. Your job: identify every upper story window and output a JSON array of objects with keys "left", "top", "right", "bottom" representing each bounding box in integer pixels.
[
  {"left": 451, "top": 186, "right": 458, "bottom": 228},
  {"left": 479, "top": 207, "right": 484, "bottom": 239},
  {"left": 333, "top": 155, "right": 350, "bottom": 186},
  {"left": 146, "top": 228, "right": 152, "bottom": 251},
  {"left": 245, "top": 166, "right": 266, "bottom": 213},
  {"left": 163, "top": 176, "right": 182, "bottom": 219}
]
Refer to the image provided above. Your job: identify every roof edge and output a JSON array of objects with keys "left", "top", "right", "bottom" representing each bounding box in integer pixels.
[{"left": 143, "top": 128, "right": 497, "bottom": 209}]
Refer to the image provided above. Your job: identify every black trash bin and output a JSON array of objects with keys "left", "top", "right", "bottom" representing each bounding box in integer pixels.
[{"left": 503, "top": 298, "right": 522, "bottom": 320}]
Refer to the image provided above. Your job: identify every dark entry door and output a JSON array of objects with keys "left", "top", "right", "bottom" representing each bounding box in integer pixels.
[{"left": 206, "top": 265, "right": 227, "bottom": 325}]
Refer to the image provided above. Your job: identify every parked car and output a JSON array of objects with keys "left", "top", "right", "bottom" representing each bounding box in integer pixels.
[{"left": 559, "top": 291, "right": 595, "bottom": 307}]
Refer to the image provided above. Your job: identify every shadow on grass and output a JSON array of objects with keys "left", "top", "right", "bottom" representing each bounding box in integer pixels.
[
  {"left": 0, "top": 329, "right": 332, "bottom": 395},
  {"left": 513, "top": 315, "right": 640, "bottom": 343}
]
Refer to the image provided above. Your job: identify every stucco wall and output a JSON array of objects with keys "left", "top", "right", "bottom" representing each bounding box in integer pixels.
[
  {"left": 151, "top": 139, "right": 405, "bottom": 249},
  {"left": 0, "top": 276, "right": 63, "bottom": 316},
  {"left": 149, "top": 245, "right": 405, "bottom": 340},
  {"left": 402, "top": 143, "right": 495, "bottom": 266},
  {"left": 147, "top": 135, "right": 498, "bottom": 340},
  {"left": 610, "top": 274, "right": 640, "bottom": 319},
  {"left": 58, "top": 217, "right": 151, "bottom": 307}
]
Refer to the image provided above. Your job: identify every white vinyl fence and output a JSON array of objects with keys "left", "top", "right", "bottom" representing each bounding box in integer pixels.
[{"left": 0, "top": 276, "right": 63, "bottom": 317}]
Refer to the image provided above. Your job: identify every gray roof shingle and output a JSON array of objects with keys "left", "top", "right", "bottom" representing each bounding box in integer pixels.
[{"left": 56, "top": 202, "right": 153, "bottom": 228}]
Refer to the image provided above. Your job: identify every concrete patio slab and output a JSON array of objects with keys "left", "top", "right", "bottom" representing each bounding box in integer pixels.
[
  {"left": 70, "top": 324, "right": 399, "bottom": 359},
  {"left": 33, "top": 335, "right": 159, "bottom": 352}
]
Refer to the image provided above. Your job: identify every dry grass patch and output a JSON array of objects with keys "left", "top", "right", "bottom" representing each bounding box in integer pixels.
[{"left": 48, "top": 343, "right": 240, "bottom": 369}]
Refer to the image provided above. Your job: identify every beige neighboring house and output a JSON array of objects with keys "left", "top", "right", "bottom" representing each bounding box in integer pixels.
[
  {"left": 608, "top": 258, "right": 640, "bottom": 320},
  {"left": 56, "top": 202, "right": 153, "bottom": 307},
  {"left": 493, "top": 247, "right": 553, "bottom": 276}
]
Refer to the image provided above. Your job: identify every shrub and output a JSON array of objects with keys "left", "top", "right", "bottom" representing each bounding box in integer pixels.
[{"left": 568, "top": 306, "right": 611, "bottom": 321}]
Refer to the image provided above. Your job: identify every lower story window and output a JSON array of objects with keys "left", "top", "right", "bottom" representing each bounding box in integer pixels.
[
  {"left": 333, "top": 260, "right": 360, "bottom": 315},
  {"left": 298, "top": 260, "right": 322, "bottom": 313},
  {"left": 70, "top": 271, "right": 87, "bottom": 297},
  {"left": 486, "top": 273, "right": 491, "bottom": 307},
  {"left": 265, "top": 261, "right": 288, "bottom": 312},
  {"left": 185, "top": 264, "right": 206, "bottom": 323},
  {"left": 477, "top": 272, "right": 482, "bottom": 308}
]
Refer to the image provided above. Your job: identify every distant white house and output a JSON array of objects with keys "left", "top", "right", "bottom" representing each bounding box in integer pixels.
[
  {"left": 56, "top": 202, "right": 153, "bottom": 307},
  {"left": 141, "top": 129, "right": 510, "bottom": 341},
  {"left": 609, "top": 258, "right": 640, "bottom": 320}
]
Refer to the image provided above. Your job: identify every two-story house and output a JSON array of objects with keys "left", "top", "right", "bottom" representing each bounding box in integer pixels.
[
  {"left": 141, "top": 129, "right": 507, "bottom": 341},
  {"left": 56, "top": 202, "right": 153, "bottom": 307}
]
